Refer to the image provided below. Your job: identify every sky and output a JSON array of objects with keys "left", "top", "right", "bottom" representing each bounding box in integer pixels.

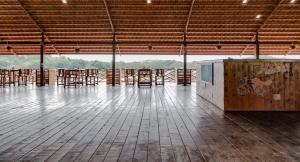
[{"left": 54, "top": 54, "right": 300, "bottom": 62}]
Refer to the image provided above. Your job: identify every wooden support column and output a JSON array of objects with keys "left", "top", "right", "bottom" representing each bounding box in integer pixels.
[
  {"left": 183, "top": 32, "right": 187, "bottom": 86},
  {"left": 256, "top": 32, "right": 260, "bottom": 59},
  {"left": 40, "top": 32, "right": 45, "bottom": 86},
  {"left": 112, "top": 32, "right": 116, "bottom": 86}
]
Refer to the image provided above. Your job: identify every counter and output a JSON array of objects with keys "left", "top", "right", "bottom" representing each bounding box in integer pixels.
[{"left": 196, "top": 59, "right": 300, "bottom": 111}]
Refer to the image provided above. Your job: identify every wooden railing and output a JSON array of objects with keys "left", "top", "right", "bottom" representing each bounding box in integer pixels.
[{"left": 97, "top": 68, "right": 197, "bottom": 83}]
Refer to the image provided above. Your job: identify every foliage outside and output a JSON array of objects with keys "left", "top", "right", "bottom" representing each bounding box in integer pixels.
[{"left": 0, "top": 56, "right": 199, "bottom": 69}]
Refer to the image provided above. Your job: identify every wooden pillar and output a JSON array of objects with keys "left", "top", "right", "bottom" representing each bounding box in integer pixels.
[
  {"left": 183, "top": 32, "right": 187, "bottom": 86},
  {"left": 112, "top": 32, "right": 116, "bottom": 86},
  {"left": 256, "top": 32, "right": 260, "bottom": 59},
  {"left": 40, "top": 32, "right": 45, "bottom": 86}
]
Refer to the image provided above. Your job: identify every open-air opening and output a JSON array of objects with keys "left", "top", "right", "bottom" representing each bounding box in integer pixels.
[{"left": 0, "top": 0, "right": 299, "bottom": 161}]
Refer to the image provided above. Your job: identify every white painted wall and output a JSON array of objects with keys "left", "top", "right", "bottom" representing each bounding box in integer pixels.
[{"left": 196, "top": 61, "right": 224, "bottom": 110}]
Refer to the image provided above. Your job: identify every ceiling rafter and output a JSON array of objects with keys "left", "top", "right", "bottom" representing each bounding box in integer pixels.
[
  {"left": 240, "top": 0, "right": 285, "bottom": 55},
  {"left": 102, "top": 0, "right": 121, "bottom": 55},
  {"left": 0, "top": 0, "right": 299, "bottom": 55},
  {"left": 15, "top": 0, "right": 60, "bottom": 55},
  {"left": 179, "top": 0, "right": 196, "bottom": 55}
]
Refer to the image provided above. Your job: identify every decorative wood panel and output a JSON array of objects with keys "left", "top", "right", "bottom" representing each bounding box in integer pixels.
[{"left": 224, "top": 60, "right": 300, "bottom": 111}]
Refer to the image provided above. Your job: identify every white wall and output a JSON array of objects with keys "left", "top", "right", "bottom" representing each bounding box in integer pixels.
[{"left": 196, "top": 61, "right": 224, "bottom": 110}]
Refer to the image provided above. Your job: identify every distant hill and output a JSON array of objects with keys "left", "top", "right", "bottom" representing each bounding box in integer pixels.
[{"left": 0, "top": 55, "right": 199, "bottom": 69}]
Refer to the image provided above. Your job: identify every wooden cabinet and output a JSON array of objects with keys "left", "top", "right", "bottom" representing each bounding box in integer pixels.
[{"left": 197, "top": 59, "right": 300, "bottom": 111}]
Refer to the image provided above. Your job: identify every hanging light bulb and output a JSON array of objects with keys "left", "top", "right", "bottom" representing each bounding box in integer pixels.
[
  {"left": 256, "top": 14, "right": 261, "bottom": 19},
  {"left": 148, "top": 44, "right": 153, "bottom": 51},
  {"left": 290, "top": 43, "right": 296, "bottom": 50},
  {"left": 75, "top": 43, "right": 80, "bottom": 53},
  {"left": 6, "top": 45, "right": 12, "bottom": 52},
  {"left": 6, "top": 42, "right": 12, "bottom": 52},
  {"left": 242, "top": 0, "right": 249, "bottom": 4},
  {"left": 216, "top": 42, "right": 222, "bottom": 50},
  {"left": 75, "top": 47, "right": 80, "bottom": 53}
]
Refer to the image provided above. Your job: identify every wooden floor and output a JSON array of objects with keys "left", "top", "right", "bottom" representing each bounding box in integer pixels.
[{"left": 0, "top": 84, "right": 299, "bottom": 162}]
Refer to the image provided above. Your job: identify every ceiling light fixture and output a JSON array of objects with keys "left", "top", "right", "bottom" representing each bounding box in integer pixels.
[
  {"left": 290, "top": 43, "right": 296, "bottom": 50},
  {"left": 256, "top": 14, "right": 261, "bottom": 19},
  {"left": 290, "top": 0, "right": 296, "bottom": 3},
  {"left": 216, "top": 42, "right": 222, "bottom": 50},
  {"left": 147, "top": 0, "right": 152, "bottom": 4},
  {"left": 75, "top": 48, "right": 80, "bottom": 53},
  {"left": 242, "top": 0, "right": 249, "bottom": 4},
  {"left": 75, "top": 42, "right": 80, "bottom": 53},
  {"left": 6, "top": 45, "right": 12, "bottom": 52},
  {"left": 6, "top": 42, "right": 12, "bottom": 52},
  {"left": 62, "top": 0, "right": 67, "bottom": 4},
  {"left": 148, "top": 44, "right": 153, "bottom": 51}
]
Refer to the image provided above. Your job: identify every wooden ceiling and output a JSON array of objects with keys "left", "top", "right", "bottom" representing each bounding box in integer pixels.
[{"left": 0, "top": 0, "right": 299, "bottom": 55}]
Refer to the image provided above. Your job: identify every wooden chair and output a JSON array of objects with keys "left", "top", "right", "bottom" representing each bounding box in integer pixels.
[
  {"left": 28, "top": 69, "right": 35, "bottom": 84},
  {"left": 57, "top": 69, "right": 65, "bottom": 86},
  {"left": 85, "top": 69, "right": 99, "bottom": 86},
  {"left": 177, "top": 69, "right": 191, "bottom": 85},
  {"left": 0, "top": 69, "right": 11, "bottom": 87},
  {"left": 138, "top": 69, "right": 152, "bottom": 87},
  {"left": 124, "top": 69, "right": 135, "bottom": 85},
  {"left": 77, "top": 69, "right": 85, "bottom": 86},
  {"left": 155, "top": 69, "right": 165, "bottom": 85},
  {"left": 64, "top": 69, "right": 79, "bottom": 88},
  {"left": 106, "top": 69, "right": 120, "bottom": 85},
  {"left": 18, "top": 69, "right": 30, "bottom": 86},
  {"left": 10, "top": 69, "right": 19, "bottom": 86},
  {"left": 36, "top": 69, "right": 49, "bottom": 86}
]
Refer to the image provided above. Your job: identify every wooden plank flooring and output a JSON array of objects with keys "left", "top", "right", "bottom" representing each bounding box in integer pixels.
[{"left": 0, "top": 84, "right": 299, "bottom": 162}]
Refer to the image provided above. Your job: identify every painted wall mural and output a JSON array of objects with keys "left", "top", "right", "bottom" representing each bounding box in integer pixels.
[{"left": 237, "top": 63, "right": 293, "bottom": 97}]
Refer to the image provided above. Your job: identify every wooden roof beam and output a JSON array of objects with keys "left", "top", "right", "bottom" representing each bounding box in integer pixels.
[
  {"left": 240, "top": 0, "right": 285, "bottom": 55},
  {"left": 15, "top": 0, "right": 60, "bottom": 55},
  {"left": 102, "top": 0, "right": 121, "bottom": 55},
  {"left": 180, "top": 0, "right": 196, "bottom": 55}
]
